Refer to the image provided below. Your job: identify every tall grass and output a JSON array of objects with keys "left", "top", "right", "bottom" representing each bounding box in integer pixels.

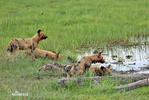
[
  {"left": 0, "top": 0, "right": 149, "bottom": 99},
  {"left": 0, "top": 0, "right": 149, "bottom": 56}
]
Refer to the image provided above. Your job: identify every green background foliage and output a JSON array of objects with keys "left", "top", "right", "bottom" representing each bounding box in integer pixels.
[{"left": 0, "top": 0, "right": 149, "bottom": 99}]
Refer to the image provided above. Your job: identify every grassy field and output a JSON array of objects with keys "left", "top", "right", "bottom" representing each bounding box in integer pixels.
[{"left": 0, "top": 0, "right": 149, "bottom": 99}]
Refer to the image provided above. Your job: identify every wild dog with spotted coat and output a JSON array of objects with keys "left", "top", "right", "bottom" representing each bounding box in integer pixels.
[
  {"left": 68, "top": 51, "right": 105, "bottom": 77},
  {"left": 26, "top": 48, "right": 61, "bottom": 60},
  {"left": 89, "top": 65, "right": 111, "bottom": 76},
  {"left": 39, "top": 63, "right": 72, "bottom": 73},
  {"left": 39, "top": 64, "right": 111, "bottom": 76},
  {"left": 39, "top": 51, "right": 106, "bottom": 77},
  {"left": 7, "top": 29, "right": 48, "bottom": 60}
]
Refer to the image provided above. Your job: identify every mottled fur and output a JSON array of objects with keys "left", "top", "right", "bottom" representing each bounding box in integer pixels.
[
  {"left": 27, "top": 48, "right": 61, "bottom": 60},
  {"left": 7, "top": 29, "right": 48, "bottom": 60},
  {"left": 39, "top": 64, "right": 110, "bottom": 77},
  {"left": 39, "top": 63, "right": 72, "bottom": 73},
  {"left": 39, "top": 51, "right": 106, "bottom": 77},
  {"left": 68, "top": 51, "right": 105, "bottom": 77},
  {"left": 89, "top": 65, "right": 111, "bottom": 76}
]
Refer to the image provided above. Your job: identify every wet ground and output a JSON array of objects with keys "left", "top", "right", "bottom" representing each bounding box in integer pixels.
[{"left": 78, "top": 37, "right": 149, "bottom": 74}]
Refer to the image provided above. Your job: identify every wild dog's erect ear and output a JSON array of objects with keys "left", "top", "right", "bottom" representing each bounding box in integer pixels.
[
  {"left": 101, "top": 66, "right": 106, "bottom": 72},
  {"left": 56, "top": 51, "right": 61, "bottom": 60},
  {"left": 37, "top": 29, "right": 42, "bottom": 34},
  {"left": 98, "top": 50, "right": 103, "bottom": 56},
  {"left": 107, "top": 64, "right": 111, "bottom": 69},
  {"left": 93, "top": 50, "right": 98, "bottom": 54}
]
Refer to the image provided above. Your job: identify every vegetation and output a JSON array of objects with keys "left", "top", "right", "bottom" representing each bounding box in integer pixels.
[{"left": 0, "top": 0, "right": 149, "bottom": 99}]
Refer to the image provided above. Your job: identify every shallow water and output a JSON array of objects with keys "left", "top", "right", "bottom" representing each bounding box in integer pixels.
[{"left": 77, "top": 38, "right": 149, "bottom": 74}]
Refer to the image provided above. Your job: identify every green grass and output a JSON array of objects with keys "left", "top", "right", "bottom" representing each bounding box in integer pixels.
[
  {"left": 1, "top": 0, "right": 149, "bottom": 56},
  {"left": 0, "top": 0, "right": 149, "bottom": 99}
]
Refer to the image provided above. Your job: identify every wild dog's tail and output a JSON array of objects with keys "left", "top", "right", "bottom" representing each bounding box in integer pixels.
[
  {"left": 38, "top": 65, "right": 47, "bottom": 72},
  {"left": 7, "top": 40, "right": 17, "bottom": 56},
  {"left": 38, "top": 63, "right": 63, "bottom": 72},
  {"left": 50, "top": 63, "right": 72, "bottom": 73},
  {"left": 38, "top": 63, "right": 72, "bottom": 73}
]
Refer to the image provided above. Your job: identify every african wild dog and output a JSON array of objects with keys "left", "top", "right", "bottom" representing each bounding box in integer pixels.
[
  {"left": 30, "top": 48, "right": 61, "bottom": 60},
  {"left": 7, "top": 29, "right": 48, "bottom": 60},
  {"left": 89, "top": 65, "right": 111, "bottom": 76},
  {"left": 38, "top": 64, "right": 111, "bottom": 77},
  {"left": 39, "top": 51, "right": 106, "bottom": 77},
  {"left": 68, "top": 51, "right": 105, "bottom": 77},
  {"left": 39, "top": 63, "right": 72, "bottom": 73}
]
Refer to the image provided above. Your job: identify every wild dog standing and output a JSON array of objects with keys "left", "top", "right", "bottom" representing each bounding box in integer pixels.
[
  {"left": 89, "top": 65, "right": 111, "bottom": 76},
  {"left": 31, "top": 48, "right": 61, "bottom": 60},
  {"left": 7, "top": 29, "right": 48, "bottom": 60},
  {"left": 68, "top": 51, "right": 105, "bottom": 77}
]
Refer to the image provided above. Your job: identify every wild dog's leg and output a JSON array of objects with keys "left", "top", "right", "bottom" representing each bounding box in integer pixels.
[
  {"left": 31, "top": 51, "right": 36, "bottom": 61},
  {"left": 6, "top": 51, "right": 19, "bottom": 62},
  {"left": 66, "top": 74, "right": 70, "bottom": 78},
  {"left": 24, "top": 50, "right": 32, "bottom": 58},
  {"left": 28, "top": 44, "right": 36, "bottom": 61},
  {"left": 25, "top": 49, "right": 36, "bottom": 61},
  {"left": 44, "top": 53, "right": 49, "bottom": 59},
  {"left": 69, "top": 66, "right": 75, "bottom": 76},
  {"left": 77, "top": 70, "right": 84, "bottom": 75}
]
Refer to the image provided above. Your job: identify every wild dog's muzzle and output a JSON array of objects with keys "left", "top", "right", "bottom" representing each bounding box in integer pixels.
[
  {"left": 92, "top": 58, "right": 105, "bottom": 63},
  {"left": 98, "top": 59, "right": 105, "bottom": 63},
  {"left": 41, "top": 35, "right": 48, "bottom": 40}
]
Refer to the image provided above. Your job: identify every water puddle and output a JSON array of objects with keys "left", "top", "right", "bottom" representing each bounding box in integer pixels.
[{"left": 77, "top": 37, "right": 149, "bottom": 74}]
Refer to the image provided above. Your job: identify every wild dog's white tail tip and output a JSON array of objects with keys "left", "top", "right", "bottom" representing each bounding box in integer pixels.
[{"left": 7, "top": 51, "right": 11, "bottom": 56}]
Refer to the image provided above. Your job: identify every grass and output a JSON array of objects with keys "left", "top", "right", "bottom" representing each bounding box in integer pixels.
[{"left": 0, "top": 0, "right": 149, "bottom": 99}]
